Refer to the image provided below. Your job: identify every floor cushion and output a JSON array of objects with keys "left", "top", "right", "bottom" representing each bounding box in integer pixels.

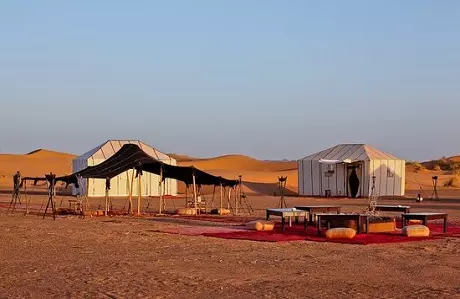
[
  {"left": 403, "top": 225, "right": 430, "bottom": 237},
  {"left": 325, "top": 227, "right": 357, "bottom": 239},
  {"left": 246, "top": 220, "right": 275, "bottom": 231}
]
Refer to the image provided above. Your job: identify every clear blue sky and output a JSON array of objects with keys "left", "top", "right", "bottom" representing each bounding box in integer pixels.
[{"left": 0, "top": 1, "right": 459, "bottom": 161}]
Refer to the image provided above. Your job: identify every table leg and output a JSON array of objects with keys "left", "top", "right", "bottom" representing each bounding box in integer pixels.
[
  {"left": 309, "top": 211, "right": 313, "bottom": 225},
  {"left": 357, "top": 216, "right": 361, "bottom": 234},
  {"left": 365, "top": 217, "right": 369, "bottom": 234},
  {"left": 317, "top": 216, "right": 321, "bottom": 235},
  {"left": 402, "top": 215, "right": 406, "bottom": 229},
  {"left": 304, "top": 215, "right": 307, "bottom": 230},
  {"left": 281, "top": 217, "right": 285, "bottom": 232},
  {"left": 266, "top": 211, "right": 270, "bottom": 220},
  {"left": 295, "top": 216, "right": 299, "bottom": 225},
  {"left": 289, "top": 216, "right": 292, "bottom": 227},
  {"left": 423, "top": 217, "right": 427, "bottom": 227}
]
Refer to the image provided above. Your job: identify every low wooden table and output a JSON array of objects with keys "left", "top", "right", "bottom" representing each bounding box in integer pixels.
[
  {"left": 402, "top": 213, "right": 448, "bottom": 233},
  {"left": 295, "top": 205, "right": 342, "bottom": 224},
  {"left": 316, "top": 214, "right": 369, "bottom": 235},
  {"left": 266, "top": 209, "right": 308, "bottom": 232},
  {"left": 375, "top": 205, "right": 411, "bottom": 213}
]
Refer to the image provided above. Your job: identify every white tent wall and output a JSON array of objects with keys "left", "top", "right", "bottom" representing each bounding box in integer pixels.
[
  {"left": 335, "top": 163, "right": 346, "bottom": 196},
  {"left": 72, "top": 140, "right": 178, "bottom": 197},
  {"left": 366, "top": 159, "right": 405, "bottom": 197}
]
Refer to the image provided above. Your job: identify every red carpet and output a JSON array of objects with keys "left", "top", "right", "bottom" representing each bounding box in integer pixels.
[{"left": 202, "top": 222, "right": 460, "bottom": 245}]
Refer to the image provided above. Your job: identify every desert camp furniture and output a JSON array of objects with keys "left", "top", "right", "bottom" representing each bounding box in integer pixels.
[
  {"left": 402, "top": 212, "right": 448, "bottom": 233},
  {"left": 266, "top": 208, "right": 308, "bottom": 232},
  {"left": 295, "top": 205, "right": 342, "bottom": 225},
  {"left": 316, "top": 213, "right": 369, "bottom": 235},
  {"left": 374, "top": 205, "right": 411, "bottom": 213}
]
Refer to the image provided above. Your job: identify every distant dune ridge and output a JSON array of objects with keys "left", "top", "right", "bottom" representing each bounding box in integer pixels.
[{"left": 1, "top": 148, "right": 460, "bottom": 196}]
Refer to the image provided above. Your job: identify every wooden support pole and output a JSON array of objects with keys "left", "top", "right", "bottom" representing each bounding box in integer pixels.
[
  {"left": 128, "top": 169, "right": 134, "bottom": 215},
  {"left": 137, "top": 172, "right": 142, "bottom": 216},
  {"left": 219, "top": 183, "right": 223, "bottom": 215},
  {"left": 192, "top": 174, "right": 197, "bottom": 213},
  {"left": 227, "top": 187, "right": 231, "bottom": 211},
  {"left": 159, "top": 167, "right": 164, "bottom": 214},
  {"left": 185, "top": 184, "right": 188, "bottom": 208},
  {"left": 105, "top": 186, "right": 109, "bottom": 216}
]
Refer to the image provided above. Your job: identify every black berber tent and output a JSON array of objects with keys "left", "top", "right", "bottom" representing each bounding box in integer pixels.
[{"left": 22, "top": 144, "right": 239, "bottom": 217}]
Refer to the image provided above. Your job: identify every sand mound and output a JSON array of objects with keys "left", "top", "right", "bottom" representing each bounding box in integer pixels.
[{"left": 178, "top": 154, "right": 296, "bottom": 172}]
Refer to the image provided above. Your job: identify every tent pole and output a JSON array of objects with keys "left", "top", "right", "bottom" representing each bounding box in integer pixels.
[
  {"left": 211, "top": 184, "right": 216, "bottom": 210},
  {"left": 128, "top": 168, "right": 134, "bottom": 215},
  {"left": 192, "top": 174, "right": 197, "bottom": 213},
  {"left": 234, "top": 186, "right": 238, "bottom": 215},
  {"left": 137, "top": 172, "right": 141, "bottom": 216},
  {"left": 159, "top": 167, "right": 163, "bottom": 214},
  {"left": 227, "top": 187, "right": 231, "bottom": 210},
  {"left": 219, "top": 183, "right": 223, "bottom": 215},
  {"left": 185, "top": 184, "right": 188, "bottom": 208},
  {"left": 105, "top": 186, "right": 108, "bottom": 216}
]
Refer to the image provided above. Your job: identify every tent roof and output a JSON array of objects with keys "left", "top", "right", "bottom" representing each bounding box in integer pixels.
[
  {"left": 60, "top": 144, "right": 238, "bottom": 187},
  {"left": 76, "top": 140, "right": 175, "bottom": 163},
  {"left": 299, "top": 144, "right": 402, "bottom": 161}
]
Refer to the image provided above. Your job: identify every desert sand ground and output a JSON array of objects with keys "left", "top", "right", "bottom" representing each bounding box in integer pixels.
[
  {"left": 0, "top": 194, "right": 459, "bottom": 299},
  {"left": 1, "top": 149, "right": 460, "bottom": 298}
]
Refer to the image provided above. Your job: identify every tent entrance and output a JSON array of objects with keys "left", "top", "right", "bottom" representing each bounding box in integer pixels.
[{"left": 346, "top": 163, "right": 362, "bottom": 198}]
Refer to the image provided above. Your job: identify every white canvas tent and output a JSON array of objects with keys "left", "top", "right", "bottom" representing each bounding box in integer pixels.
[
  {"left": 297, "top": 144, "right": 405, "bottom": 197},
  {"left": 72, "top": 140, "right": 178, "bottom": 197}
]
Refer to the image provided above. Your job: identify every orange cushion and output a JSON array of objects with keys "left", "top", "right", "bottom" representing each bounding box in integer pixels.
[
  {"left": 246, "top": 220, "right": 275, "bottom": 231},
  {"left": 403, "top": 225, "right": 430, "bottom": 237},
  {"left": 325, "top": 227, "right": 356, "bottom": 239}
]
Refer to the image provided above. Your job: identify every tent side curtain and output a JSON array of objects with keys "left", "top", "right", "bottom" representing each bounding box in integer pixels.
[{"left": 57, "top": 144, "right": 238, "bottom": 187}]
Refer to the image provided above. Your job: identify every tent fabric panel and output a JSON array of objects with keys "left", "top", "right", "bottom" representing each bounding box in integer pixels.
[
  {"left": 362, "top": 161, "right": 370, "bottom": 197},
  {"left": 311, "top": 160, "right": 321, "bottom": 196},
  {"left": 329, "top": 164, "right": 338, "bottom": 196},
  {"left": 322, "top": 145, "right": 348, "bottom": 160},
  {"left": 386, "top": 160, "right": 396, "bottom": 196},
  {"left": 300, "top": 144, "right": 402, "bottom": 162},
  {"left": 335, "top": 163, "right": 346, "bottom": 197},
  {"left": 297, "top": 160, "right": 303, "bottom": 195},
  {"left": 301, "top": 160, "right": 313, "bottom": 195},
  {"left": 400, "top": 160, "right": 406, "bottom": 196}
]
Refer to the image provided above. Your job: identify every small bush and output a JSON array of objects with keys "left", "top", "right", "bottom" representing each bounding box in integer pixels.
[
  {"left": 444, "top": 176, "right": 460, "bottom": 187},
  {"left": 447, "top": 169, "right": 460, "bottom": 176},
  {"left": 413, "top": 162, "right": 426, "bottom": 173},
  {"left": 433, "top": 164, "right": 442, "bottom": 171}
]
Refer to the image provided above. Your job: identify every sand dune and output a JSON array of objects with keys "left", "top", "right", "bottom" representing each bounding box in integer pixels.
[
  {"left": 0, "top": 149, "right": 75, "bottom": 189},
  {"left": 178, "top": 154, "right": 296, "bottom": 172},
  {"left": 176, "top": 154, "right": 297, "bottom": 195}
]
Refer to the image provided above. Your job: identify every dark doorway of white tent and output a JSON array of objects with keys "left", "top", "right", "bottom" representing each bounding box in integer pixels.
[{"left": 346, "top": 163, "right": 363, "bottom": 198}]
